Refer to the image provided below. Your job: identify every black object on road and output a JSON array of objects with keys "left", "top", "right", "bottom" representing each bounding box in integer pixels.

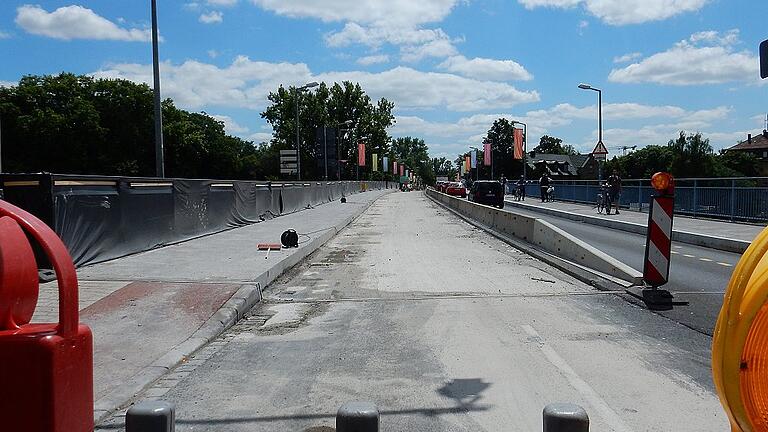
[
  {"left": 543, "top": 403, "right": 589, "bottom": 432},
  {"left": 281, "top": 229, "right": 299, "bottom": 248},
  {"left": 126, "top": 401, "right": 175, "bottom": 432},
  {"left": 337, "top": 401, "right": 379, "bottom": 432}
]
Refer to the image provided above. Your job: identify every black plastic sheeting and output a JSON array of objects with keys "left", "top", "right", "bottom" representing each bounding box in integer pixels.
[{"left": 0, "top": 174, "right": 388, "bottom": 267}]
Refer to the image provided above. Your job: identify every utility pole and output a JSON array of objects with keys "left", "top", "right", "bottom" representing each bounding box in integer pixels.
[{"left": 151, "top": 0, "right": 165, "bottom": 177}]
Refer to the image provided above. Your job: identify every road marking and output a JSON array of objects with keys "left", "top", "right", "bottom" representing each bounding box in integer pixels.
[
  {"left": 683, "top": 254, "right": 695, "bottom": 258},
  {"left": 670, "top": 250, "right": 679, "bottom": 255},
  {"left": 522, "top": 325, "right": 633, "bottom": 432},
  {"left": 700, "top": 258, "right": 713, "bottom": 262},
  {"left": 718, "top": 262, "right": 733, "bottom": 267}
]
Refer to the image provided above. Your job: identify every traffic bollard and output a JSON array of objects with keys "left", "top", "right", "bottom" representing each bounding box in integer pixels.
[
  {"left": 543, "top": 403, "right": 589, "bottom": 432},
  {"left": 337, "top": 401, "right": 379, "bottom": 432},
  {"left": 126, "top": 401, "right": 175, "bottom": 432}
]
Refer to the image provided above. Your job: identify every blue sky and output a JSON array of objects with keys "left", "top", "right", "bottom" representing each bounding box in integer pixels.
[{"left": 1, "top": 0, "right": 766, "bottom": 158}]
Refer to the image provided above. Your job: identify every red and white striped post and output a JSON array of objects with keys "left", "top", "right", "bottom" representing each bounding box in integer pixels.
[{"left": 643, "top": 172, "right": 675, "bottom": 288}]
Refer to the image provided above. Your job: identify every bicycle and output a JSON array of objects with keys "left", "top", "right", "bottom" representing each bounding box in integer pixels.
[{"left": 596, "top": 187, "right": 611, "bottom": 214}]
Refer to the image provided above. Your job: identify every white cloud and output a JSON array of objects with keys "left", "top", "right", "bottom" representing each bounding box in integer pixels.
[
  {"left": 91, "top": 56, "right": 540, "bottom": 112},
  {"left": 0, "top": 30, "right": 11, "bottom": 39},
  {"left": 613, "top": 52, "right": 641, "bottom": 63},
  {"left": 356, "top": 54, "right": 389, "bottom": 65},
  {"left": 437, "top": 55, "right": 533, "bottom": 81},
  {"left": 207, "top": 49, "right": 220, "bottom": 58},
  {"left": 208, "top": 0, "right": 238, "bottom": 6},
  {"left": 609, "top": 30, "right": 759, "bottom": 85},
  {"left": 518, "top": 0, "right": 708, "bottom": 25},
  {"left": 15, "top": 5, "right": 152, "bottom": 41},
  {"left": 250, "top": 0, "right": 460, "bottom": 27},
  {"left": 325, "top": 23, "right": 459, "bottom": 62},
  {"left": 199, "top": 11, "right": 224, "bottom": 23},
  {"left": 400, "top": 39, "right": 457, "bottom": 62},
  {"left": 0, "top": 80, "right": 16, "bottom": 88},
  {"left": 247, "top": 132, "right": 273, "bottom": 143},
  {"left": 211, "top": 114, "right": 249, "bottom": 134}
]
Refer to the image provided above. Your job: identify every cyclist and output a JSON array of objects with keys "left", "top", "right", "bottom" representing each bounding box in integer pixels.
[
  {"left": 539, "top": 174, "right": 551, "bottom": 202},
  {"left": 515, "top": 175, "right": 526, "bottom": 201},
  {"left": 606, "top": 170, "right": 622, "bottom": 215}
]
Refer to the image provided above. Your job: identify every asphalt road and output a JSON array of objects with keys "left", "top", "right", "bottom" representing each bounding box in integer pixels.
[
  {"left": 98, "top": 192, "right": 726, "bottom": 432},
  {"left": 503, "top": 198, "right": 739, "bottom": 335}
]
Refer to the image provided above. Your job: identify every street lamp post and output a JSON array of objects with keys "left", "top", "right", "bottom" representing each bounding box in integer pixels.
[
  {"left": 294, "top": 82, "right": 319, "bottom": 181},
  {"left": 151, "top": 0, "right": 165, "bottom": 177},
  {"left": 578, "top": 83, "right": 603, "bottom": 181},
  {"left": 511, "top": 120, "right": 527, "bottom": 181}
]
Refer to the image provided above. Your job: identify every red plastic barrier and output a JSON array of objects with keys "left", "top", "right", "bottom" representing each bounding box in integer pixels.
[{"left": 0, "top": 199, "right": 93, "bottom": 432}]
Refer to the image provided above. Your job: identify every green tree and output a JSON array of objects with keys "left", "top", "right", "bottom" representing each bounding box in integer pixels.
[
  {"left": 261, "top": 81, "right": 395, "bottom": 180},
  {"left": 392, "top": 136, "right": 434, "bottom": 184},
  {"left": 483, "top": 118, "right": 522, "bottom": 178},
  {"left": 532, "top": 135, "right": 576, "bottom": 155},
  {"left": 604, "top": 145, "right": 674, "bottom": 178},
  {"left": 667, "top": 131, "right": 714, "bottom": 177}
]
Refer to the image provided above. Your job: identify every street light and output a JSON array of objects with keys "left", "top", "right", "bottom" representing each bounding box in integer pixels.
[
  {"left": 151, "top": 0, "right": 164, "bottom": 177},
  {"left": 511, "top": 120, "right": 527, "bottom": 181},
  {"left": 578, "top": 83, "right": 604, "bottom": 181},
  {"left": 295, "top": 81, "right": 319, "bottom": 181}
]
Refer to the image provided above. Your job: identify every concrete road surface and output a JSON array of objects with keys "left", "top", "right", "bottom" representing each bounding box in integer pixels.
[
  {"left": 499, "top": 203, "right": 739, "bottom": 336},
  {"left": 98, "top": 192, "right": 728, "bottom": 432}
]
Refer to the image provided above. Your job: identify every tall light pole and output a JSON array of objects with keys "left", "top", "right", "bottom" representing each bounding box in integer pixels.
[
  {"left": 294, "top": 81, "right": 319, "bottom": 181},
  {"left": 578, "top": 83, "right": 603, "bottom": 181},
  {"left": 151, "top": 0, "right": 165, "bottom": 177},
  {"left": 511, "top": 120, "right": 527, "bottom": 180}
]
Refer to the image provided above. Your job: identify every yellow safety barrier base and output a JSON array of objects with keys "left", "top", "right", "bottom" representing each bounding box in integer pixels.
[{"left": 713, "top": 225, "right": 768, "bottom": 432}]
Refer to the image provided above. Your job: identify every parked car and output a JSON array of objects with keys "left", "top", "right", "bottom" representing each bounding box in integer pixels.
[
  {"left": 445, "top": 182, "right": 467, "bottom": 198},
  {"left": 469, "top": 180, "right": 504, "bottom": 208}
]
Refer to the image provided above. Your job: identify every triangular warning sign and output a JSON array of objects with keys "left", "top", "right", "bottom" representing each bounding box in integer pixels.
[{"left": 592, "top": 140, "right": 608, "bottom": 155}]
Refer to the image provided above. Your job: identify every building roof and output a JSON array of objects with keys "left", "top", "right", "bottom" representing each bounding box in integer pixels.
[
  {"left": 527, "top": 153, "right": 594, "bottom": 176},
  {"left": 728, "top": 131, "right": 768, "bottom": 151}
]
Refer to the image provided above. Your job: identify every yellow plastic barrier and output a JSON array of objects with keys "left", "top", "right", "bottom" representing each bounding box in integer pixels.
[{"left": 713, "top": 225, "right": 768, "bottom": 431}]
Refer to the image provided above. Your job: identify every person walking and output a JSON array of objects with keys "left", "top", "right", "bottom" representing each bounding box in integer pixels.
[
  {"left": 515, "top": 175, "right": 526, "bottom": 201},
  {"left": 539, "top": 173, "right": 551, "bottom": 203},
  {"left": 607, "top": 170, "right": 622, "bottom": 215},
  {"left": 500, "top": 175, "right": 508, "bottom": 195}
]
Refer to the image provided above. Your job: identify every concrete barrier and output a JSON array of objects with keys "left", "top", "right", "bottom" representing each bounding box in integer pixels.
[
  {"left": 427, "top": 189, "right": 643, "bottom": 285},
  {"left": 504, "top": 199, "right": 751, "bottom": 254}
]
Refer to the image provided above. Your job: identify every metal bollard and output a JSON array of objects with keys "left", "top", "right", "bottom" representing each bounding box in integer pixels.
[
  {"left": 126, "top": 401, "right": 175, "bottom": 432},
  {"left": 336, "top": 401, "right": 379, "bottom": 432},
  {"left": 543, "top": 403, "right": 589, "bottom": 432}
]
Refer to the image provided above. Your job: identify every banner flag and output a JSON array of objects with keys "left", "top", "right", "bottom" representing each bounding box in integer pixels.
[
  {"left": 483, "top": 142, "right": 492, "bottom": 166},
  {"left": 383, "top": 156, "right": 388, "bottom": 172},
  {"left": 513, "top": 128, "right": 524, "bottom": 160},
  {"left": 400, "top": 165, "right": 404, "bottom": 176},
  {"left": 358, "top": 142, "right": 366, "bottom": 166},
  {"left": 372, "top": 153, "right": 378, "bottom": 171},
  {"left": 393, "top": 161, "right": 398, "bottom": 174},
  {"left": 465, "top": 156, "right": 471, "bottom": 172},
  {"left": 470, "top": 150, "right": 477, "bottom": 169}
]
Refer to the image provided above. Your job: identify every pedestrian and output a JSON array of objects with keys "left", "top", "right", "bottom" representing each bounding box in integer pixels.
[
  {"left": 515, "top": 175, "right": 526, "bottom": 201},
  {"left": 607, "top": 169, "right": 622, "bottom": 215},
  {"left": 500, "top": 175, "right": 508, "bottom": 195},
  {"left": 539, "top": 173, "right": 551, "bottom": 202}
]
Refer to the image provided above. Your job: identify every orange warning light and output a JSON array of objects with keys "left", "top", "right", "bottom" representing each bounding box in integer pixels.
[{"left": 651, "top": 172, "right": 674, "bottom": 194}]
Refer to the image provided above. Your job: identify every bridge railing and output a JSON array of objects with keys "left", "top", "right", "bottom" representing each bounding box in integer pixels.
[{"left": 514, "top": 177, "right": 768, "bottom": 223}]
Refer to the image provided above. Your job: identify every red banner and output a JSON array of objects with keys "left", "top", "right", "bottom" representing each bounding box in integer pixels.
[
  {"left": 358, "top": 142, "right": 366, "bottom": 166},
  {"left": 465, "top": 156, "right": 471, "bottom": 172},
  {"left": 399, "top": 165, "right": 404, "bottom": 176},
  {"left": 393, "top": 161, "right": 397, "bottom": 174},
  {"left": 513, "top": 128, "right": 524, "bottom": 160},
  {"left": 483, "top": 143, "right": 491, "bottom": 166}
]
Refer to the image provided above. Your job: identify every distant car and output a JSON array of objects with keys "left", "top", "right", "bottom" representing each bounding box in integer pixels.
[
  {"left": 469, "top": 180, "right": 504, "bottom": 208},
  {"left": 445, "top": 182, "right": 467, "bottom": 198}
]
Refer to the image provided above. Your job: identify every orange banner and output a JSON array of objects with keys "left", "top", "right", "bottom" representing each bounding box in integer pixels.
[{"left": 513, "top": 128, "right": 524, "bottom": 160}]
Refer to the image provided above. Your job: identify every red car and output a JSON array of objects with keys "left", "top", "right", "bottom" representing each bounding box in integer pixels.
[{"left": 445, "top": 182, "right": 467, "bottom": 198}]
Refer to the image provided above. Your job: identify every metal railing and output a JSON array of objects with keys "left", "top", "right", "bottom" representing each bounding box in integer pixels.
[{"left": 508, "top": 177, "right": 768, "bottom": 223}]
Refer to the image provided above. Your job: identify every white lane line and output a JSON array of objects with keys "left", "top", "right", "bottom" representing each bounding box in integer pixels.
[
  {"left": 717, "top": 262, "right": 733, "bottom": 267},
  {"left": 683, "top": 254, "right": 695, "bottom": 258},
  {"left": 700, "top": 258, "right": 713, "bottom": 262},
  {"left": 671, "top": 250, "right": 679, "bottom": 255},
  {"left": 522, "top": 325, "right": 633, "bottom": 432}
]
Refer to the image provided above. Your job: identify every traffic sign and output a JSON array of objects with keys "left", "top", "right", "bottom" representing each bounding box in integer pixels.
[{"left": 592, "top": 140, "right": 608, "bottom": 155}]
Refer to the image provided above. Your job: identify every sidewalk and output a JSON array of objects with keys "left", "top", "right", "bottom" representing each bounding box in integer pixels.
[
  {"left": 505, "top": 198, "right": 764, "bottom": 252},
  {"left": 30, "top": 188, "right": 392, "bottom": 424}
]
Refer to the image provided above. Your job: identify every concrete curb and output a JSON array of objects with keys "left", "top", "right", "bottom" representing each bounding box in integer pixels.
[
  {"left": 93, "top": 189, "right": 393, "bottom": 425},
  {"left": 426, "top": 190, "right": 640, "bottom": 290},
  {"left": 504, "top": 199, "right": 751, "bottom": 254}
]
